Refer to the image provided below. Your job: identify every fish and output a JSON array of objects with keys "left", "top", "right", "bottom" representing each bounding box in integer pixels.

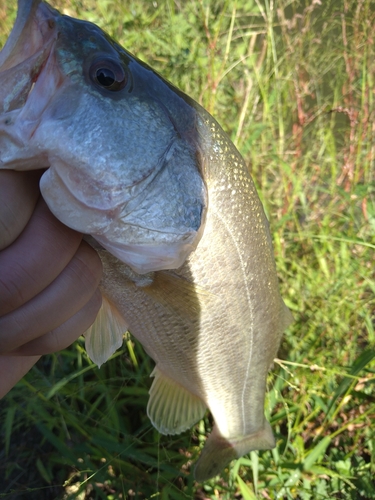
[{"left": 0, "top": 0, "right": 293, "bottom": 481}]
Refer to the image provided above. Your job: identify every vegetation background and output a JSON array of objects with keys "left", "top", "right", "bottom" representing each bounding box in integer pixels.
[{"left": 1, "top": 0, "right": 375, "bottom": 498}]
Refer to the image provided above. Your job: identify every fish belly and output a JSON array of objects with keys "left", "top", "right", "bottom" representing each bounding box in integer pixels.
[{"left": 95, "top": 188, "right": 290, "bottom": 479}]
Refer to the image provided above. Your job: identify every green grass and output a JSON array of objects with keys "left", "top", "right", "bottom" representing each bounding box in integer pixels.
[{"left": 1, "top": 0, "right": 375, "bottom": 498}]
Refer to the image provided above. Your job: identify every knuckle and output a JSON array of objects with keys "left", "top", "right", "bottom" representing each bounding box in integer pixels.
[
  {"left": 70, "top": 243, "right": 103, "bottom": 291},
  {"left": 0, "top": 265, "right": 27, "bottom": 315}
]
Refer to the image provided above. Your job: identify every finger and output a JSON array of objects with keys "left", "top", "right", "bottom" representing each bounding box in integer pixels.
[
  {"left": 0, "top": 355, "right": 41, "bottom": 399},
  {"left": 0, "top": 240, "right": 103, "bottom": 353},
  {"left": 9, "top": 289, "right": 102, "bottom": 356},
  {"left": 0, "top": 197, "right": 83, "bottom": 315},
  {"left": 0, "top": 170, "right": 41, "bottom": 250}
]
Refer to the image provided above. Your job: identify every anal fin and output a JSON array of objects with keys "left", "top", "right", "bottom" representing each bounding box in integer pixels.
[{"left": 147, "top": 367, "right": 206, "bottom": 435}]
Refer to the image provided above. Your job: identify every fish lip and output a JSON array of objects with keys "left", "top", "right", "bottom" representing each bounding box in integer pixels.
[
  {"left": 0, "top": 1, "right": 60, "bottom": 69},
  {"left": 0, "top": 0, "right": 60, "bottom": 113}
]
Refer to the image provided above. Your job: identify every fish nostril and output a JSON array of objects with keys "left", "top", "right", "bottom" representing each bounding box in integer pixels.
[{"left": 47, "top": 19, "right": 55, "bottom": 29}]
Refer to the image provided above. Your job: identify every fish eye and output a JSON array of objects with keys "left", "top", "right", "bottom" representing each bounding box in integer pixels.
[{"left": 89, "top": 58, "right": 127, "bottom": 91}]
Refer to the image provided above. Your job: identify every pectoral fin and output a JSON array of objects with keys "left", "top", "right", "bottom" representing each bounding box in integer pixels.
[
  {"left": 194, "top": 421, "right": 275, "bottom": 482},
  {"left": 84, "top": 295, "right": 128, "bottom": 367},
  {"left": 147, "top": 367, "right": 206, "bottom": 435}
]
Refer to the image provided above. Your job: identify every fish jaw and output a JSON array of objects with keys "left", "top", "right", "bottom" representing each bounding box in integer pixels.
[
  {"left": 0, "top": 0, "right": 59, "bottom": 74},
  {"left": 0, "top": 0, "right": 63, "bottom": 168}
]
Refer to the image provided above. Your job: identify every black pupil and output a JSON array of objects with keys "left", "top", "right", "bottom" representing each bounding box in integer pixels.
[{"left": 96, "top": 68, "right": 116, "bottom": 87}]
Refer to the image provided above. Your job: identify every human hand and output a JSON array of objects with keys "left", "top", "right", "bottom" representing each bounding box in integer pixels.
[{"left": 0, "top": 170, "right": 103, "bottom": 398}]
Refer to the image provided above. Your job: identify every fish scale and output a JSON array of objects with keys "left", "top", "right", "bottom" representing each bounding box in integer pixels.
[{"left": 0, "top": 0, "right": 292, "bottom": 481}]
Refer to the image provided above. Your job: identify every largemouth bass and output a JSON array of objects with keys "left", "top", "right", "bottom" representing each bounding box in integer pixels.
[{"left": 0, "top": 0, "right": 292, "bottom": 481}]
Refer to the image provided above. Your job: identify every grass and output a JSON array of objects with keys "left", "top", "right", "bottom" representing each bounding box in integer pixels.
[{"left": 1, "top": 0, "right": 375, "bottom": 498}]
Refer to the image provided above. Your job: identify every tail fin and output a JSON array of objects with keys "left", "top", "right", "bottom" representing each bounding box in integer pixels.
[{"left": 194, "top": 421, "right": 275, "bottom": 482}]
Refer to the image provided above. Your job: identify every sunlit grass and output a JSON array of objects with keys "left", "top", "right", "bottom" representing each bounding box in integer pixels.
[{"left": 1, "top": 0, "right": 375, "bottom": 498}]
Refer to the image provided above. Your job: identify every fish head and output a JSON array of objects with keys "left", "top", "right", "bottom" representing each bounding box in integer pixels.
[{"left": 0, "top": 0, "right": 207, "bottom": 273}]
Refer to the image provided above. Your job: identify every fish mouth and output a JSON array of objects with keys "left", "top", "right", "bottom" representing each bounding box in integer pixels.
[
  {"left": 0, "top": 0, "right": 64, "bottom": 168},
  {"left": 0, "top": 0, "right": 60, "bottom": 115}
]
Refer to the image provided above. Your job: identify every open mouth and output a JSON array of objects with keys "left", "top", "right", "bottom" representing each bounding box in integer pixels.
[
  {"left": 0, "top": 0, "right": 60, "bottom": 113},
  {"left": 0, "top": 1, "right": 64, "bottom": 168}
]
